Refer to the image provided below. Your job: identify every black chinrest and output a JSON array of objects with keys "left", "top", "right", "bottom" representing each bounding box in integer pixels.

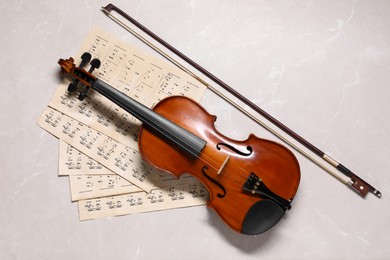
[{"left": 241, "top": 199, "right": 285, "bottom": 235}]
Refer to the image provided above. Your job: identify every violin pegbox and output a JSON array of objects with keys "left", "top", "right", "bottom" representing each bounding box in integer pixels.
[
  {"left": 67, "top": 52, "right": 92, "bottom": 92},
  {"left": 64, "top": 52, "right": 101, "bottom": 101},
  {"left": 78, "top": 56, "right": 101, "bottom": 101}
]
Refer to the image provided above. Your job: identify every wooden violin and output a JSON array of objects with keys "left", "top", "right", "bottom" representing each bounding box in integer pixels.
[{"left": 58, "top": 52, "right": 301, "bottom": 235}]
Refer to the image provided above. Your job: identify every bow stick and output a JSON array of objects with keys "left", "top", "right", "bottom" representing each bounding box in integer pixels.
[{"left": 101, "top": 3, "right": 381, "bottom": 199}]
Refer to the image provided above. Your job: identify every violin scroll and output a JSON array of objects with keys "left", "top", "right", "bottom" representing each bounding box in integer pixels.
[{"left": 58, "top": 57, "right": 76, "bottom": 74}]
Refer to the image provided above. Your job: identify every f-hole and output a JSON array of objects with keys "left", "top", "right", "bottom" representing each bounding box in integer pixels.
[
  {"left": 202, "top": 166, "right": 226, "bottom": 198},
  {"left": 216, "top": 143, "right": 253, "bottom": 156}
]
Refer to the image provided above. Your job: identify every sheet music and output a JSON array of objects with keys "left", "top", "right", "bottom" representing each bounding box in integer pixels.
[
  {"left": 38, "top": 106, "right": 166, "bottom": 192},
  {"left": 38, "top": 27, "right": 209, "bottom": 219},
  {"left": 78, "top": 182, "right": 208, "bottom": 221},
  {"left": 59, "top": 140, "right": 113, "bottom": 175},
  {"left": 49, "top": 27, "right": 206, "bottom": 146},
  {"left": 69, "top": 174, "right": 142, "bottom": 201}
]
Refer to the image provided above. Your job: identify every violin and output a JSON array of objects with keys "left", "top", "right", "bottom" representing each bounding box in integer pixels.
[{"left": 58, "top": 52, "right": 301, "bottom": 235}]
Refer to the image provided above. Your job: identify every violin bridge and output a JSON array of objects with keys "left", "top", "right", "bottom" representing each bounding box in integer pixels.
[{"left": 217, "top": 155, "right": 230, "bottom": 175}]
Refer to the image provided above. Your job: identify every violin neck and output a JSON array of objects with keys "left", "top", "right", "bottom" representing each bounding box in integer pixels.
[{"left": 92, "top": 79, "right": 206, "bottom": 156}]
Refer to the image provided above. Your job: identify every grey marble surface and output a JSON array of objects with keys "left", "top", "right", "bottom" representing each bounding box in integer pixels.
[{"left": 1, "top": 0, "right": 389, "bottom": 259}]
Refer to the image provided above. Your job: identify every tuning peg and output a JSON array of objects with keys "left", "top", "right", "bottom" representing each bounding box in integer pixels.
[
  {"left": 88, "top": 58, "right": 101, "bottom": 73},
  {"left": 80, "top": 52, "right": 92, "bottom": 68}
]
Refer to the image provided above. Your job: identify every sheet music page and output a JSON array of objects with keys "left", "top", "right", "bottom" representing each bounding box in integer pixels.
[
  {"left": 69, "top": 174, "right": 142, "bottom": 201},
  {"left": 59, "top": 140, "right": 113, "bottom": 176},
  {"left": 78, "top": 182, "right": 208, "bottom": 221},
  {"left": 49, "top": 27, "right": 206, "bottom": 146},
  {"left": 37, "top": 27, "right": 209, "bottom": 219}
]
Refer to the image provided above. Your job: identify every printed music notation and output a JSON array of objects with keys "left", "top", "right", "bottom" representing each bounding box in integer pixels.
[
  {"left": 78, "top": 182, "right": 209, "bottom": 221},
  {"left": 59, "top": 140, "right": 113, "bottom": 176},
  {"left": 38, "top": 106, "right": 160, "bottom": 192},
  {"left": 69, "top": 174, "right": 142, "bottom": 201},
  {"left": 38, "top": 27, "right": 209, "bottom": 219}
]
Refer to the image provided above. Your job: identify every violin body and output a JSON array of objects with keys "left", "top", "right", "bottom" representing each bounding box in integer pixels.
[{"left": 139, "top": 96, "right": 300, "bottom": 235}]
